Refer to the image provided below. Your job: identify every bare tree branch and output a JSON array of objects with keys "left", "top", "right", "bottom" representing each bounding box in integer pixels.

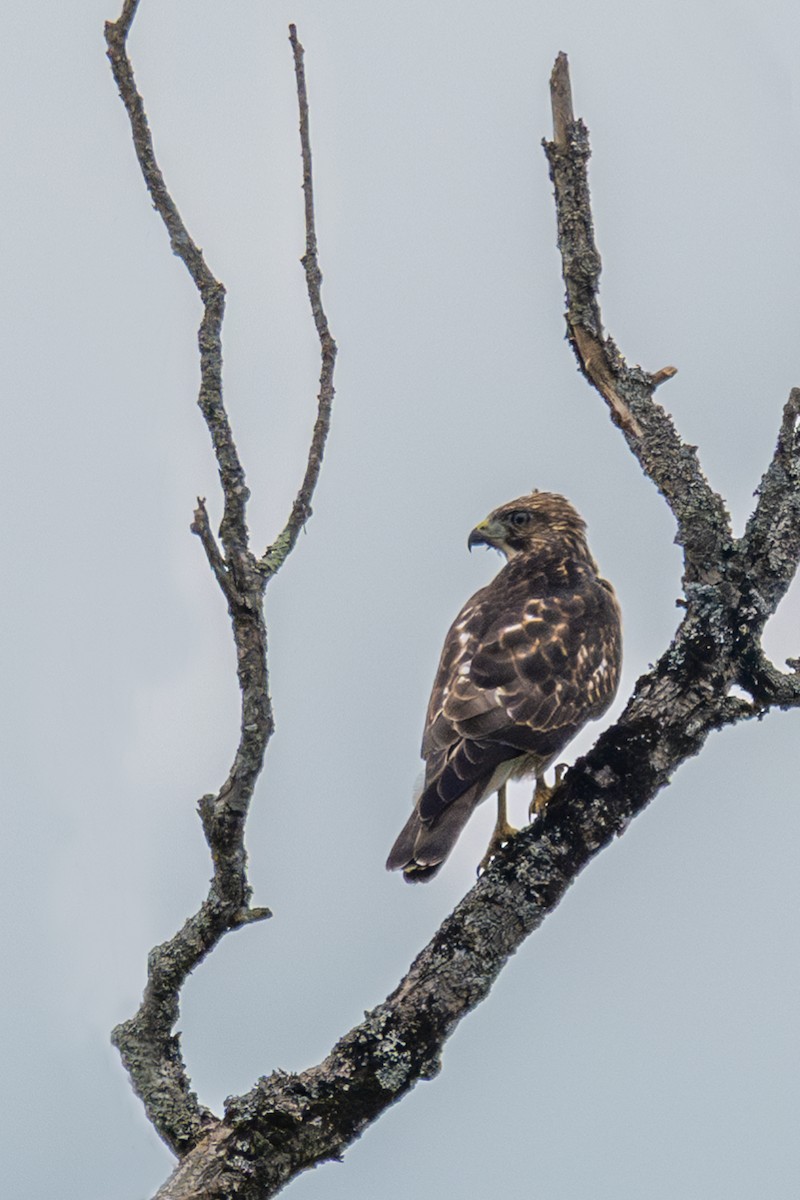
[
  {"left": 191, "top": 498, "right": 239, "bottom": 603},
  {"left": 105, "top": 2, "right": 335, "bottom": 1158},
  {"left": 544, "top": 51, "right": 732, "bottom": 587},
  {"left": 737, "top": 646, "right": 800, "bottom": 709},
  {"left": 121, "top": 51, "right": 800, "bottom": 1200},
  {"left": 742, "top": 388, "right": 800, "bottom": 608},
  {"left": 261, "top": 26, "right": 337, "bottom": 578},
  {"left": 106, "top": 0, "right": 248, "bottom": 565}
]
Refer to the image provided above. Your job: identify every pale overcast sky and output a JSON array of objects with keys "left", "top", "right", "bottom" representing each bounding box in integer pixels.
[{"left": 2, "top": 1, "right": 800, "bottom": 1197}]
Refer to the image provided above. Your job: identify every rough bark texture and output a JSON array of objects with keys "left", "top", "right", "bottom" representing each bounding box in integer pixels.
[
  {"left": 106, "top": 15, "right": 800, "bottom": 1199},
  {"left": 105, "top": 0, "right": 336, "bottom": 1160}
]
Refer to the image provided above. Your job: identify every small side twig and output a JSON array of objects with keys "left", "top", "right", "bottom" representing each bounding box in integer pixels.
[
  {"left": 261, "top": 25, "right": 337, "bottom": 578},
  {"left": 190, "top": 498, "right": 237, "bottom": 602},
  {"left": 737, "top": 646, "right": 800, "bottom": 710},
  {"left": 651, "top": 365, "right": 678, "bottom": 388}
]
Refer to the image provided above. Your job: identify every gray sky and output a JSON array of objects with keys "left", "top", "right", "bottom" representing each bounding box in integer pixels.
[{"left": 2, "top": 1, "right": 800, "bottom": 1197}]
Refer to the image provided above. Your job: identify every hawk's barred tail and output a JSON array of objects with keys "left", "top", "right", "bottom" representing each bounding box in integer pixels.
[{"left": 386, "top": 785, "right": 483, "bottom": 882}]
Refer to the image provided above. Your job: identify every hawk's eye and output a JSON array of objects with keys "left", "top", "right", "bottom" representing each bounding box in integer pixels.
[{"left": 508, "top": 510, "right": 532, "bottom": 528}]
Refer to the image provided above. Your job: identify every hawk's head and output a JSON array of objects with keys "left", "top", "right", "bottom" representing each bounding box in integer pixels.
[{"left": 468, "top": 490, "right": 589, "bottom": 560}]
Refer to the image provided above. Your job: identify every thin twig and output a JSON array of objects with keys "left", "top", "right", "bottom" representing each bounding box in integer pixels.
[
  {"left": 190, "top": 498, "right": 238, "bottom": 602},
  {"left": 261, "top": 26, "right": 337, "bottom": 577},
  {"left": 105, "top": 1, "right": 249, "bottom": 567}
]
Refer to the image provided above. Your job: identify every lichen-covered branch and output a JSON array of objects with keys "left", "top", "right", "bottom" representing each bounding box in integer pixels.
[
  {"left": 147, "top": 587, "right": 780, "bottom": 1199},
  {"left": 542, "top": 56, "right": 800, "bottom": 710},
  {"left": 105, "top": 0, "right": 335, "bottom": 1158},
  {"left": 127, "top": 50, "right": 800, "bottom": 1200},
  {"left": 741, "top": 388, "right": 800, "bottom": 610},
  {"left": 544, "top": 52, "right": 732, "bottom": 586}
]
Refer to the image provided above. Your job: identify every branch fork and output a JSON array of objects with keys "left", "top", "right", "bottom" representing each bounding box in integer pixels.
[{"left": 106, "top": 1, "right": 335, "bottom": 1160}]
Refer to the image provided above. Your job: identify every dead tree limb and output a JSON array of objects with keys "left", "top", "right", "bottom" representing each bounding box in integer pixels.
[
  {"left": 106, "top": 20, "right": 800, "bottom": 1198},
  {"left": 544, "top": 52, "right": 733, "bottom": 585},
  {"left": 262, "top": 25, "right": 337, "bottom": 578},
  {"left": 105, "top": 0, "right": 335, "bottom": 1158}
]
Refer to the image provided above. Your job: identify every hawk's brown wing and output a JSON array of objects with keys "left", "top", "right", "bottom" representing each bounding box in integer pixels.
[
  {"left": 387, "top": 491, "right": 622, "bottom": 880},
  {"left": 417, "top": 560, "right": 619, "bottom": 826}
]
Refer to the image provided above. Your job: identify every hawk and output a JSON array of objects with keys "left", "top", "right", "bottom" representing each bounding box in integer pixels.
[{"left": 386, "top": 491, "right": 621, "bottom": 881}]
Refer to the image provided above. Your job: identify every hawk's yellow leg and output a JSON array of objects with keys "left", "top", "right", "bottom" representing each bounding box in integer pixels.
[
  {"left": 477, "top": 782, "right": 518, "bottom": 874},
  {"left": 528, "top": 763, "right": 568, "bottom": 821}
]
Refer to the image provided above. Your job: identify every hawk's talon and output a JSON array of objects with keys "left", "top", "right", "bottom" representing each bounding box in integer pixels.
[
  {"left": 477, "top": 781, "right": 517, "bottom": 873},
  {"left": 477, "top": 818, "right": 519, "bottom": 875},
  {"left": 528, "top": 763, "right": 568, "bottom": 821}
]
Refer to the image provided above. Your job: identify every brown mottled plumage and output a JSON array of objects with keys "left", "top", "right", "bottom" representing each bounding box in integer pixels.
[{"left": 386, "top": 491, "right": 621, "bottom": 881}]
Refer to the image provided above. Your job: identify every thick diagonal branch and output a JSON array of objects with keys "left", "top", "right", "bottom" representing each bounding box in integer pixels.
[{"left": 150, "top": 595, "right": 759, "bottom": 1200}]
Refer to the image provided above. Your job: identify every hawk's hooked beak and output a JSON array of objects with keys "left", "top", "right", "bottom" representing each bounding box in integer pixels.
[{"left": 468, "top": 518, "right": 506, "bottom": 552}]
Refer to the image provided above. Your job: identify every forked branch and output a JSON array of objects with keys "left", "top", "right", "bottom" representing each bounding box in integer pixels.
[{"left": 105, "top": 0, "right": 335, "bottom": 1157}]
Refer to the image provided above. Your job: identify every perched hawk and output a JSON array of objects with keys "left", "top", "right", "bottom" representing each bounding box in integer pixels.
[{"left": 386, "top": 491, "right": 621, "bottom": 882}]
